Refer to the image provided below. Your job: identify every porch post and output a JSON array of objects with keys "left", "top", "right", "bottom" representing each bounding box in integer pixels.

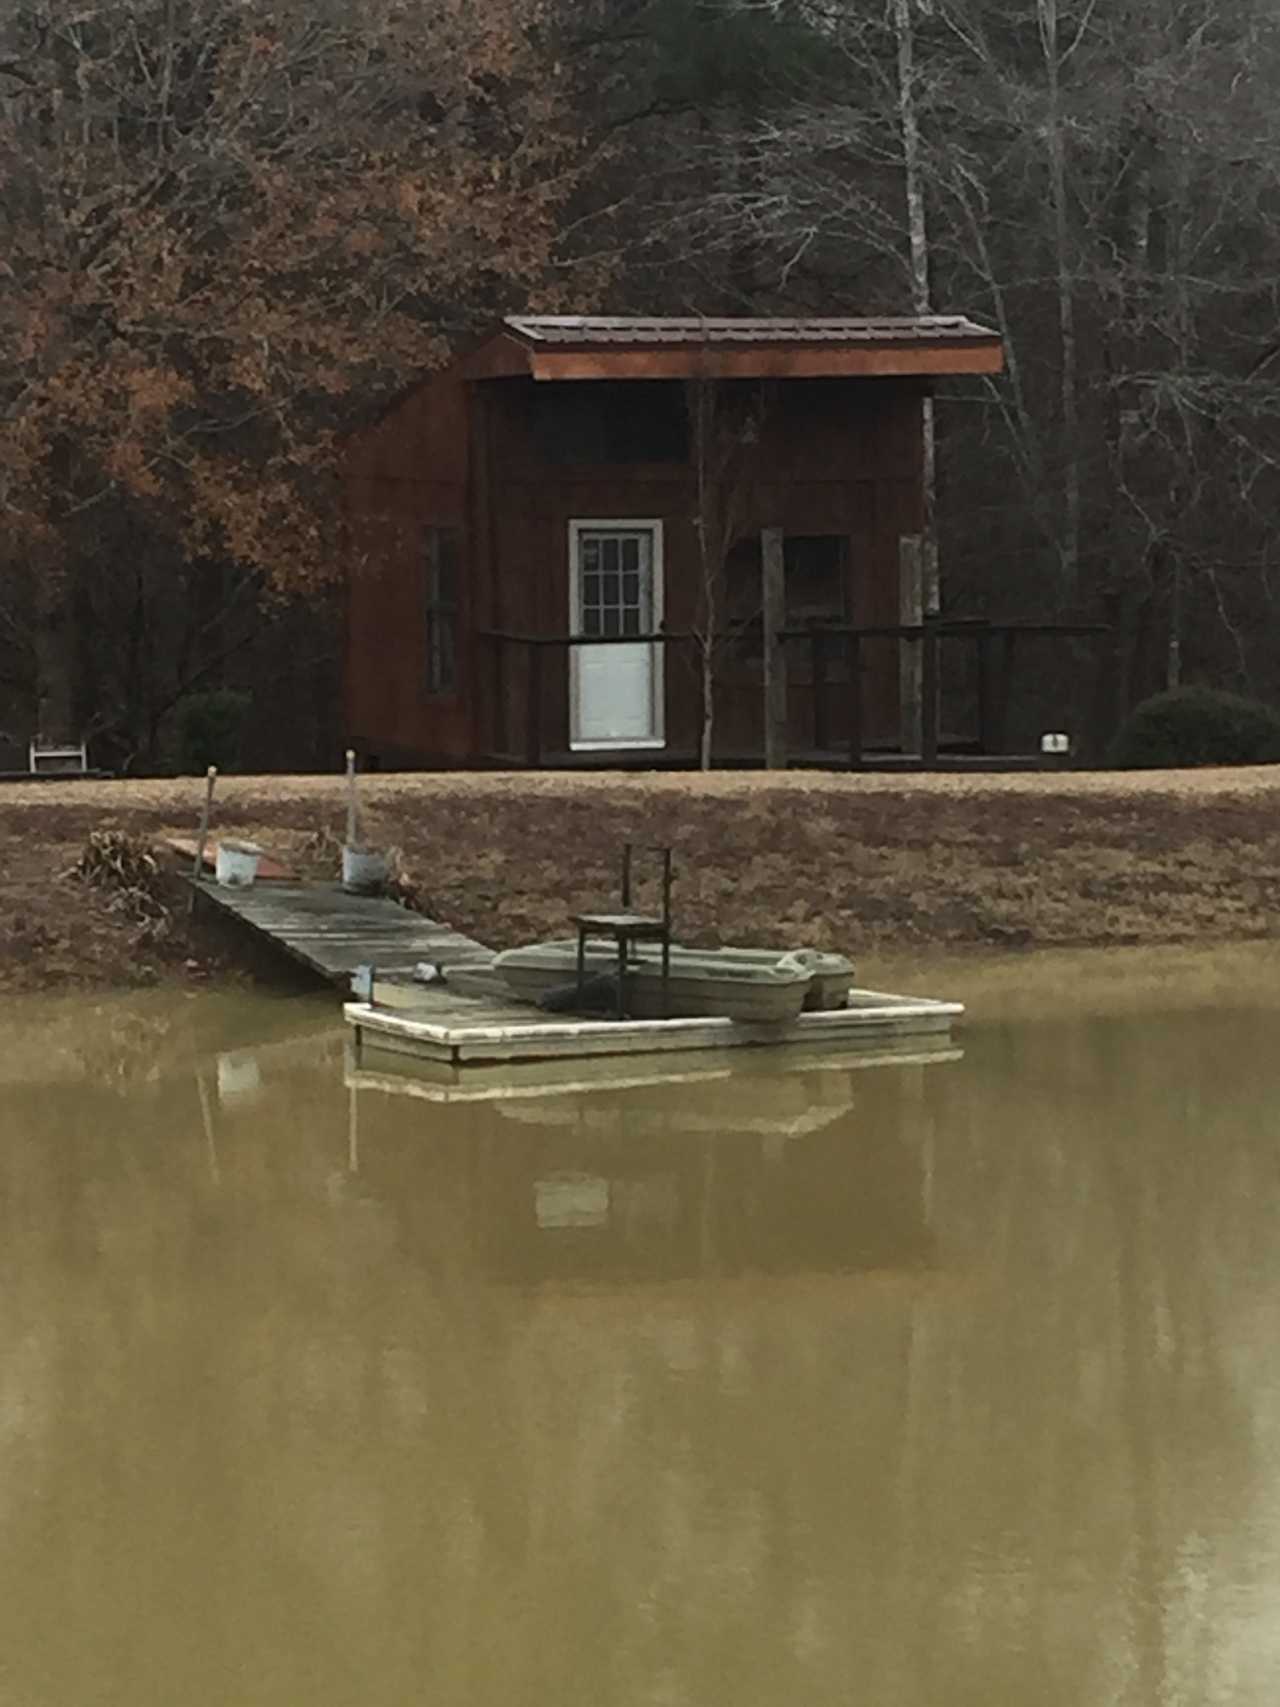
[
  {"left": 921, "top": 618, "right": 940, "bottom": 767},
  {"left": 761, "top": 527, "right": 787, "bottom": 769},
  {"left": 899, "top": 534, "right": 924, "bottom": 756},
  {"left": 525, "top": 643, "right": 542, "bottom": 768}
]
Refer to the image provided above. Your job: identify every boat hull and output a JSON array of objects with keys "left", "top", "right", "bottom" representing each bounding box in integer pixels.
[{"left": 493, "top": 941, "right": 819, "bottom": 1024}]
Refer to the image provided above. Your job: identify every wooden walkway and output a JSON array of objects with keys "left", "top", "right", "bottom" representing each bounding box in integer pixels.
[{"left": 192, "top": 880, "right": 494, "bottom": 985}]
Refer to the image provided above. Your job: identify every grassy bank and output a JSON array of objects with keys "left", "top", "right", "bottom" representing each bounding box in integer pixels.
[{"left": 4, "top": 767, "right": 1280, "bottom": 992}]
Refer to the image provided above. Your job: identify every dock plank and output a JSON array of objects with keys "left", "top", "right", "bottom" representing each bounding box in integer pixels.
[{"left": 192, "top": 880, "right": 495, "bottom": 985}]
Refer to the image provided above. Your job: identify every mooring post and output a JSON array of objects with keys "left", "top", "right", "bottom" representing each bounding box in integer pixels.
[
  {"left": 345, "top": 748, "right": 359, "bottom": 847},
  {"left": 188, "top": 765, "right": 218, "bottom": 917}
]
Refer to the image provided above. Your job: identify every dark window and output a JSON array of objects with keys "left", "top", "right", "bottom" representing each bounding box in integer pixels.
[
  {"left": 533, "top": 382, "right": 689, "bottom": 464},
  {"left": 784, "top": 536, "right": 849, "bottom": 628},
  {"left": 425, "top": 526, "right": 460, "bottom": 695},
  {"left": 724, "top": 535, "right": 850, "bottom": 662}
]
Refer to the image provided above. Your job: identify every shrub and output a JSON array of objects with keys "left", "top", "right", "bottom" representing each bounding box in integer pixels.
[
  {"left": 175, "top": 689, "right": 251, "bottom": 773},
  {"left": 1108, "top": 685, "right": 1280, "bottom": 769}
]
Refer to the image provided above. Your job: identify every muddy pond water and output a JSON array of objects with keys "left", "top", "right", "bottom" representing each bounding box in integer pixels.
[{"left": 3, "top": 946, "right": 1280, "bottom": 1706}]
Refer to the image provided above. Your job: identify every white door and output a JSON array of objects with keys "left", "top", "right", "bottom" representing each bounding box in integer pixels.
[{"left": 570, "top": 522, "right": 665, "bottom": 749}]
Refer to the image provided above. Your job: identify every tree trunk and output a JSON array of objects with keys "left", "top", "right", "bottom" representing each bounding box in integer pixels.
[
  {"left": 1165, "top": 549, "right": 1183, "bottom": 689},
  {"left": 1038, "top": 0, "right": 1081, "bottom": 603},
  {"left": 31, "top": 558, "right": 73, "bottom": 746},
  {"left": 892, "top": 0, "right": 941, "bottom": 616},
  {"left": 699, "top": 636, "right": 715, "bottom": 771}
]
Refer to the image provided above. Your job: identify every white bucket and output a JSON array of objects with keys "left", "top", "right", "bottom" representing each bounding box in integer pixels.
[
  {"left": 342, "top": 845, "right": 387, "bottom": 895},
  {"left": 215, "top": 839, "right": 262, "bottom": 888}
]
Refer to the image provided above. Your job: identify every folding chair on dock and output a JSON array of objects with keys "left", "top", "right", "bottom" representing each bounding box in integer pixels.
[{"left": 573, "top": 843, "right": 673, "bottom": 1020}]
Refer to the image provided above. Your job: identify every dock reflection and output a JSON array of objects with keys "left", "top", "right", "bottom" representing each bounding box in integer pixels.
[{"left": 345, "top": 1044, "right": 959, "bottom": 1291}]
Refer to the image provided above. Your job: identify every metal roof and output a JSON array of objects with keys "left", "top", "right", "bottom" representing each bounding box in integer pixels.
[{"left": 503, "top": 314, "right": 998, "bottom": 347}]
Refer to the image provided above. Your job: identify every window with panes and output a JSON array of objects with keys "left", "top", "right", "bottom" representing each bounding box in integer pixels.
[{"left": 577, "top": 530, "right": 654, "bottom": 637}]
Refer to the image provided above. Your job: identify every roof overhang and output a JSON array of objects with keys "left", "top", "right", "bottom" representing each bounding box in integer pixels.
[{"left": 460, "top": 316, "right": 1004, "bottom": 382}]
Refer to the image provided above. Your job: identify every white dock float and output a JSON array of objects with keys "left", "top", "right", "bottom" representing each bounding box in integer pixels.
[{"left": 344, "top": 986, "right": 963, "bottom": 1070}]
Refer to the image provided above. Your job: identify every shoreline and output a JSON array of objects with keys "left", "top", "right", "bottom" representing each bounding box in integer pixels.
[{"left": 4, "top": 767, "right": 1280, "bottom": 994}]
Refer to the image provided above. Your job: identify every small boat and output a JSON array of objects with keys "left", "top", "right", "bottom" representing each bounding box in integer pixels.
[
  {"left": 492, "top": 940, "right": 847, "bottom": 1024},
  {"left": 706, "top": 945, "right": 854, "bottom": 1011}
]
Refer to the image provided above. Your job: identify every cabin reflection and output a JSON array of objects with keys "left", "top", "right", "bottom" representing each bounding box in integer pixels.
[{"left": 346, "top": 1048, "right": 958, "bottom": 1290}]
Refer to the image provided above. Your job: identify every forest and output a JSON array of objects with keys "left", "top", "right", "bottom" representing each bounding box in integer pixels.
[{"left": 4, "top": 0, "right": 1280, "bottom": 772}]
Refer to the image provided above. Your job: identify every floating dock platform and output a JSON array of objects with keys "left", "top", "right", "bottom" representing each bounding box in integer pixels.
[
  {"left": 346, "top": 1035, "right": 962, "bottom": 1105},
  {"left": 186, "top": 868, "right": 961, "bottom": 1074},
  {"left": 345, "top": 983, "right": 962, "bottom": 1071}
]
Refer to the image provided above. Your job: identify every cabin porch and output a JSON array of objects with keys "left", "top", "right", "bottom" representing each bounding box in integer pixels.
[{"left": 472, "top": 618, "right": 1106, "bottom": 771}]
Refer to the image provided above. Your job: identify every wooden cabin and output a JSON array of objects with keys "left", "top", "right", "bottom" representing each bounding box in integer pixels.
[{"left": 343, "top": 315, "right": 1004, "bottom": 768}]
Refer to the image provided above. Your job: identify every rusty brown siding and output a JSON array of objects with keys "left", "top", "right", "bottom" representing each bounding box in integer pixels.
[
  {"left": 346, "top": 371, "right": 928, "bottom": 764},
  {"left": 344, "top": 366, "right": 473, "bottom": 761}
]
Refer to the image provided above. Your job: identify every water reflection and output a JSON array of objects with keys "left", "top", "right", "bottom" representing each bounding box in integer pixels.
[
  {"left": 344, "top": 1049, "right": 944, "bottom": 1290},
  {"left": 0, "top": 978, "right": 1279, "bottom": 1705}
]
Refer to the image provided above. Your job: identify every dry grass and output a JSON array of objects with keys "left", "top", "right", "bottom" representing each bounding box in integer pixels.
[{"left": 4, "top": 766, "right": 1280, "bottom": 990}]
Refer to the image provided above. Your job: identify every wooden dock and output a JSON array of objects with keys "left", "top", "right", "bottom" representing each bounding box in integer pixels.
[
  {"left": 189, "top": 873, "right": 963, "bottom": 1076},
  {"left": 192, "top": 880, "right": 493, "bottom": 985}
]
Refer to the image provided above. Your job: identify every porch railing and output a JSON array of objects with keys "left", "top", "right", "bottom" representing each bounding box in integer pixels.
[
  {"left": 776, "top": 618, "right": 1108, "bottom": 767},
  {"left": 477, "top": 619, "right": 1106, "bottom": 768},
  {"left": 480, "top": 629, "right": 690, "bottom": 767}
]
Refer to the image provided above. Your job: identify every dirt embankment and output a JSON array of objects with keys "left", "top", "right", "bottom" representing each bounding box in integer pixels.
[{"left": 3, "top": 767, "right": 1280, "bottom": 992}]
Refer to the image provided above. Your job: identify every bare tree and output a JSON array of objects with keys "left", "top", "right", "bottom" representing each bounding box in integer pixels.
[
  {"left": 686, "top": 376, "right": 770, "bottom": 769},
  {"left": 891, "top": 0, "right": 940, "bottom": 615},
  {"left": 0, "top": 0, "right": 586, "bottom": 740}
]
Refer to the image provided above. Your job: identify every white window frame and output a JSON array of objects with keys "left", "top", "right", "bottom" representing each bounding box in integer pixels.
[{"left": 568, "top": 519, "right": 666, "bottom": 751}]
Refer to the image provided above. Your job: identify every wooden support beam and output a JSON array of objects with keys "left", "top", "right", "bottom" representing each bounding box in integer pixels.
[
  {"left": 494, "top": 635, "right": 508, "bottom": 757},
  {"left": 995, "top": 630, "right": 1018, "bottom": 755},
  {"left": 525, "top": 644, "right": 542, "bottom": 768},
  {"left": 848, "top": 633, "right": 864, "bottom": 770},
  {"left": 921, "top": 621, "right": 939, "bottom": 766},
  {"left": 761, "top": 528, "right": 787, "bottom": 769},
  {"left": 976, "top": 629, "right": 994, "bottom": 755},
  {"left": 899, "top": 536, "right": 924, "bottom": 756},
  {"left": 810, "top": 630, "right": 828, "bottom": 753}
]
